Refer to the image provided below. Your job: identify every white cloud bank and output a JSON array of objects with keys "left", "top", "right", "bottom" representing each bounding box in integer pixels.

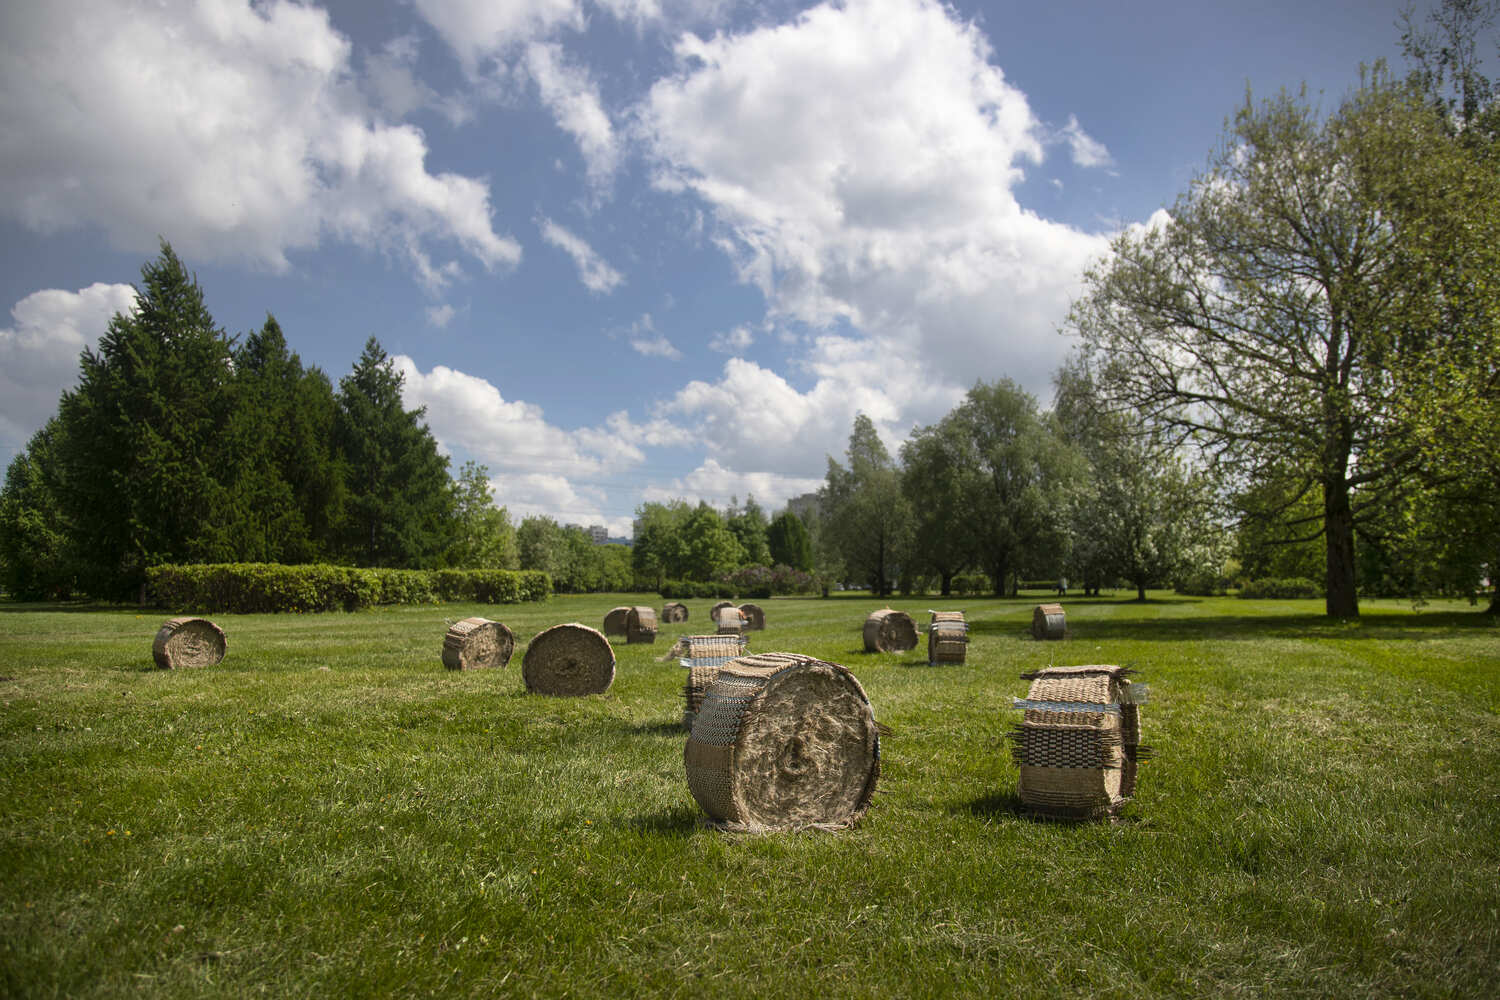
[
  {"left": 537, "top": 217, "right": 625, "bottom": 294},
  {"left": 0, "top": 0, "right": 519, "bottom": 286}
]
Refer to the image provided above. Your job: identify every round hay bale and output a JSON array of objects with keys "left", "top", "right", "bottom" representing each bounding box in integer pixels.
[
  {"left": 738, "top": 603, "right": 766, "bottom": 631},
  {"left": 715, "top": 606, "right": 746, "bottom": 636},
  {"left": 661, "top": 602, "right": 689, "bottom": 624},
  {"left": 151, "top": 617, "right": 226, "bottom": 669},
  {"left": 441, "top": 617, "right": 514, "bottom": 670},
  {"left": 927, "top": 621, "right": 969, "bottom": 665},
  {"left": 626, "top": 605, "right": 658, "bottom": 644},
  {"left": 1032, "top": 603, "right": 1066, "bottom": 640},
  {"left": 685, "top": 652, "right": 880, "bottom": 831},
  {"left": 930, "top": 610, "right": 966, "bottom": 626},
  {"left": 602, "top": 606, "right": 632, "bottom": 636},
  {"left": 521, "top": 623, "right": 615, "bottom": 696},
  {"left": 862, "top": 608, "right": 917, "bottom": 652},
  {"left": 1008, "top": 665, "right": 1150, "bottom": 820},
  {"left": 710, "top": 601, "right": 736, "bottom": 624}
]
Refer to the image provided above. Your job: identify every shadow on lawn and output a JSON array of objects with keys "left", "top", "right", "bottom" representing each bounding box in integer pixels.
[
  {"left": 624, "top": 803, "right": 701, "bottom": 837},
  {"left": 1060, "top": 611, "right": 1494, "bottom": 643}
]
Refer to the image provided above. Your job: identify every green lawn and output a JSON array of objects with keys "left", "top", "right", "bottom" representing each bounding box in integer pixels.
[{"left": 1, "top": 592, "right": 1496, "bottom": 998}]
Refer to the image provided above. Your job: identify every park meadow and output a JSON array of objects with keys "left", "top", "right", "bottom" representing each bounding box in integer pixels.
[{"left": 1, "top": 591, "right": 1496, "bottom": 998}]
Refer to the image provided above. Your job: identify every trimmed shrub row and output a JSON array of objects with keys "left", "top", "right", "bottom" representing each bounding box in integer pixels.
[
  {"left": 1237, "top": 577, "right": 1322, "bottom": 599},
  {"left": 146, "top": 563, "right": 551, "bottom": 613},
  {"left": 658, "top": 579, "right": 740, "bottom": 600}
]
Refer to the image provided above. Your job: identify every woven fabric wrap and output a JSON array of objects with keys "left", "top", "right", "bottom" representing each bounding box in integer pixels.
[
  {"left": 682, "top": 663, "right": 724, "bottom": 729},
  {"left": 685, "top": 652, "right": 880, "bottom": 832},
  {"left": 661, "top": 602, "right": 689, "bottom": 624},
  {"left": 521, "top": 623, "right": 616, "bottom": 696},
  {"left": 602, "top": 606, "right": 632, "bottom": 636},
  {"left": 677, "top": 634, "right": 748, "bottom": 669},
  {"left": 738, "top": 603, "right": 766, "bottom": 631},
  {"left": 862, "top": 609, "right": 918, "bottom": 652},
  {"left": 1009, "top": 665, "right": 1146, "bottom": 819},
  {"left": 441, "top": 617, "right": 515, "bottom": 670},
  {"left": 930, "top": 610, "right": 966, "bottom": 626},
  {"left": 152, "top": 617, "right": 226, "bottom": 669},
  {"left": 927, "top": 612, "right": 968, "bottom": 665},
  {"left": 1031, "top": 603, "right": 1066, "bottom": 640},
  {"left": 626, "top": 606, "right": 658, "bottom": 644}
]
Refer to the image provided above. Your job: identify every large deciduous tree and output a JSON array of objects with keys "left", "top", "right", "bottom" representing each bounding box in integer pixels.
[
  {"left": 765, "top": 509, "right": 814, "bottom": 573},
  {"left": 900, "top": 417, "right": 976, "bottom": 596},
  {"left": 821, "top": 414, "right": 912, "bottom": 596}
]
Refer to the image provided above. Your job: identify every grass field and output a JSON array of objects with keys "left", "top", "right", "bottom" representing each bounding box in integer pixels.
[{"left": 2, "top": 592, "right": 1497, "bottom": 998}]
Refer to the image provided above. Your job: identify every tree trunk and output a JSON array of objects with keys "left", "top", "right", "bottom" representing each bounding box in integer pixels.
[
  {"left": 1323, "top": 476, "right": 1360, "bottom": 617},
  {"left": 940, "top": 571, "right": 953, "bottom": 597},
  {"left": 992, "top": 558, "right": 1007, "bottom": 597},
  {"left": 1136, "top": 577, "right": 1147, "bottom": 601}
]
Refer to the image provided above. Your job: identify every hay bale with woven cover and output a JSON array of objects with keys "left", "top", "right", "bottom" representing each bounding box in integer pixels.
[
  {"left": 710, "top": 601, "right": 735, "bottom": 624},
  {"left": 715, "top": 606, "right": 746, "bottom": 636},
  {"left": 602, "top": 606, "right": 632, "bottom": 636},
  {"left": 738, "top": 603, "right": 766, "bottom": 631},
  {"left": 441, "top": 617, "right": 514, "bottom": 670},
  {"left": 151, "top": 617, "right": 226, "bottom": 669},
  {"left": 862, "top": 609, "right": 918, "bottom": 652},
  {"left": 925, "top": 610, "right": 969, "bottom": 665},
  {"left": 1032, "top": 603, "right": 1066, "bottom": 640},
  {"left": 685, "top": 652, "right": 880, "bottom": 832},
  {"left": 1008, "top": 665, "right": 1150, "bottom": 819},
  {"left": 677, "top": 634, "right": 750, "bottom": 729},
  {"left": 626, "top": 605, "right": 658, "bottom": 644},
  {"left": 522, "top": 623, "right": 615, "bottom": 696},
  {"left": 661, "top": 602, "right": 689, "bottom": 624}
]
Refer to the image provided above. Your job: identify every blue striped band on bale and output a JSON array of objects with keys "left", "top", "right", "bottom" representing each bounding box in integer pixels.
[
  {"left": 441, "top": 617, "right": 514, "bottom": 670},
  {"left": 521, "top": 623, "right": 615, "bottom": 696},
  {"left": 672, "top": 634, "right": 750, "bottom": 729},
  {"left": 685, "top": 652, "right": 880, "bottom": 832},
  {"left": 151, "top": 617, "right": 226, "bottom": 669}
]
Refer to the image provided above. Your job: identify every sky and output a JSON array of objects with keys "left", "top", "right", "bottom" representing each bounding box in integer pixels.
[{"left": 0, "top": 0, "right": 1414, "bottom": 538}]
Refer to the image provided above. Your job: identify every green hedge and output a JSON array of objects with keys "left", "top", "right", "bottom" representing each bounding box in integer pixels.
[
  {"left": 146, "top": 563, "right": 551, "bottom": 613},
  {"left": 658, "top": 579, "right": 738, "bottom": 599},
  {"left": 1236, "top": 577, "right": 1323, "bottom": 599}
]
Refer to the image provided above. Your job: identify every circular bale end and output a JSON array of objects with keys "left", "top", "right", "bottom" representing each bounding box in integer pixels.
[
  {"left": 602, "top": 606, "right": 632, "bottom": 636},
  {"left": 685, "top": 652, "right": 880, "bottom": 832},
  {"left": 522, "top": 623, "right": 615, "bottom": 696},
  {"left": 626, "top": 605, "right": 659, "bottom": 644},
  {"left": 862, "top": 608, "right": 918, "bottom": 653},
  {"left": 152, "top": 617, "right": 227, "bottom": 669},
  {"left": 738, "top": 603, "right": 766, "bottom": 631},
  {"left": 661, "top": 602, "right": 689, "bottom": 624},
  {"left": 442, "top": 617, "right": 515, "bottom": 670},
  {"left": 1031, "top": 603, "right": 1066, "bottom": 640}
]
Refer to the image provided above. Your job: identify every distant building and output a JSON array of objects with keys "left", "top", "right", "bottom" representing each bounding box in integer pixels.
[
  {"left": 785, "top": 491, "right": 821, "bottom": 524},
  {"left": 586, "top": 524, "right": 608, "bottom": 544}
]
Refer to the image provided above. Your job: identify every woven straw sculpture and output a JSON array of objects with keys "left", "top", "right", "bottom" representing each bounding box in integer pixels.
[
  {"left": 602, "top": 606, "right": 632, "bottom": 636},
  {"left": 521, "top": 623, "right": 616, "bottom": 696},
  {"left": 1032, "top": 603, "right": 1066, "bottom": 640},
  {"left": 151, "top": 616, "right": 226, "bottom": 669},
  {"left": 626, "top": 605, "right": 658, "bottom": 644},
  {"left": 862, "top": 609, "right": 918, "bottom": 652},
  {"left": 1008, "top": 665, "right": 1150, "bottom": 819},
  {"left": 661, "top": 601, "right": 689, "bottom": 624},
  {"left": 927, "top": 610, "right": 969, "bottom": 665},
  {"left": 685, "top": 652, "right": 880, "bottom": 832},
  {"left": 710, "top": 601, "right": 735, "bottom": 624},
  {"left": 441, "top": 617, "right": 515, "bottom": 670},
  {"left": 738, "top": 603, "right": 766, "bottom": 631},
  {"left": 676, "top": 634, "right": 750, "bottom": 729},
  {"left": 715, "top": 606, "right": 746, "bottom": 636}
]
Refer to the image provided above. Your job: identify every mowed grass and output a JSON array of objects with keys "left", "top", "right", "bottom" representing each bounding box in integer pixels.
[{"left": 1, "top": 592, "right": 1496, "bottom": 998}]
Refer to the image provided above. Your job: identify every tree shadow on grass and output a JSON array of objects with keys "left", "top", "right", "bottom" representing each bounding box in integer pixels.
[
  {"left": 962, "top": 790, "right": 1141, "bottom": 826},
  {"left": 1065, "top": 611, "right": 1494, "bottom": 643},
  {"left": 627, "top": 719, "right": 688, "bottom": 738},
  {"left": 624, "top": 803, "right": 701, "bottom": 838},
  {"left": 0, "top": 601, "right": 149, "bottom": 615}
]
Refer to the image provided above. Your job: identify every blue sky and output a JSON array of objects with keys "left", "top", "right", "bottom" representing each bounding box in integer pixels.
[{"left": 0, "top": 0, "right": 1410, "bottom": 536}]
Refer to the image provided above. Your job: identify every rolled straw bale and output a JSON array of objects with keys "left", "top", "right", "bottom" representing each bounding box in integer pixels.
[
  {"left": 710, "top": 601, "right": 736, "bottom": 624},
  {"left": 715, "top": 607, "right": 746, "bottom": 636},
  {"left": 521, "top": 623, "right": 615, "bottom": 696},
  {"left": 862, "top": 609, "right": 918, "bottom": 653},
  {"left": 441, "top": 617, "right": 515, "bottom": 670},
  {"left": 661, "top": 602, "right": 689, "bottom": 624},
  {"left": 602, "top": 606, "right": 632, "bottom": 636},
  {"left": 675, "top": 634, "right": 750, "bottom": 729},
  {"left": 626, "top": 605, "right": 658, "bottom": 644},
  {"left": 685, "top": 652, "right": 880, "bottom": 831},
  {"left": 930, "top": 610, "right": 966, "bottom": 627},
  {"left": 151, "top": 617, "right": 226, "bottom": 669},
  {"left": 683, "top": 664, "right": 722, "bottom": 729},
  {"left": 1008, "top": 665, "right": 1150, "bottom": 819},
  {"left": 927, "top": 621, "right": 969, "bottom": 666},
  {"left": 1032, "top": 603, "right": 1066, "bottom": 640},
  {"left": 738, "top": 603, "right": 766, "bottom": 631}
]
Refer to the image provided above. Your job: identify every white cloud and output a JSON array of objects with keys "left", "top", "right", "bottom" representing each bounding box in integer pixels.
[
  {"left": 630, "top": 334, "right": 684, "bottom": 359},
  {"left": 411, "top": 0, "right": 586, "bottom": 77},
  {"left": 1060, "top": 114, "right": 1114, "bottom": 168},
  {"left": 708, "top": 324, "right": 754, "bottom": 354},
  {"left": 425, "top": 304, "right": 457, "bottom": 328},
  {"left": 0, "top": 1, "right": 520, "bottom": 285},
  {"left": 641, "top": 458, "right": 824, "bottom": 513},
  {"left": 640, "top": 0, "right": 1110, "bottom": 401},
  {"left": 0, "top": 283, "right": 138, "bottom": 462},
  {"left": 537, "top": 217, "right": 625, "bottom": 293},
  {"left": 363, "top": 35, "right": 475, "bottom": 127},
  {"left": 525, "top": 42, "right": 621, "bottom": 191}
]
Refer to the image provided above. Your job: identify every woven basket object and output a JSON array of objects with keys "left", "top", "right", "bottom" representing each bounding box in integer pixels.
[
  {"left": 1008, "top": 665, "right": 1150, "bottom": 820},
  {"left": 862, "top": 609, "right": 918, "bottom": 652},
  {"left": 661, "top": 602, "right": 689, "bottom": 624},
  {"left": 927, "top": 610, "right": 969, "bottom": 665},
  {"left": 602, "top": 606, "right": 632, "bottom": 636},
  {"left": 441, "top": 617, "right": 515, "bottom": 670},
  {"left": 1032, "top": 603, "right": 1066, "bottom": 640},
  {"left": 710, "top": 601, "right": 735, "bottom": 623},
  {"left": 715, "top": 606, "right": 746, "bottom": 636},
  {"left": 151, "top": 617, "right": 227, "bottom": 669},
  {"left": 626, "top": 605, "right": 659, "bottom": 644},
  {"left": 686, "top": 652, "right": 880, "bottom": 832},
  {"left": 677, "top": 634, "right": 751, "bottom": 729},
  {"left": 738, "top": 603, "right": 766, "bottom": 631},
  {"left": 521, "top": 623, "right": 616, "bottom": 696}
]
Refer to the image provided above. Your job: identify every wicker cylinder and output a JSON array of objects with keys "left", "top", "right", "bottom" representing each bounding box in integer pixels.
[
  {"left": 1009, "top": 665, "right": 1148, "bottom": 819},
  {"left": 715, "top": 607, "right": 746, "bottom": 636},
  {"left": 738, "top": 603, "right": 766, "bottom": 631},
  {"left": 862, "top": 609, "right": 918, "bottom": 652},
  {"left": 683, "top": 664, "right": 723, "bottom": 730},
  {"left": 521, "top": 623, "right": 615, "bottom": 696},
  {"left": 685, "top": 652, "right": 880, "bottom": 831},
  {"left": 710, "top": 601, "right": 736, "bottom": 624},
  {"left": 626, "top": 605, "right": 658, "bottom": 644},
  {"left": 928, "top": 621, "right": 969, "bottom": 665},
  {"left": 151, "top": 617, "right": 226, "bottom": 669},
  {"left": 1032, "top": 603, "right": 1066, "bottom": 640},
  {"left": 661, "top": 602, "right": 689, "bottom": 624},
  {"left": 441, "top": 617, "right": 515, "bottom": 670},
  {"left": 602, "top": 606, "right": 632, "bottom": 636}
]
